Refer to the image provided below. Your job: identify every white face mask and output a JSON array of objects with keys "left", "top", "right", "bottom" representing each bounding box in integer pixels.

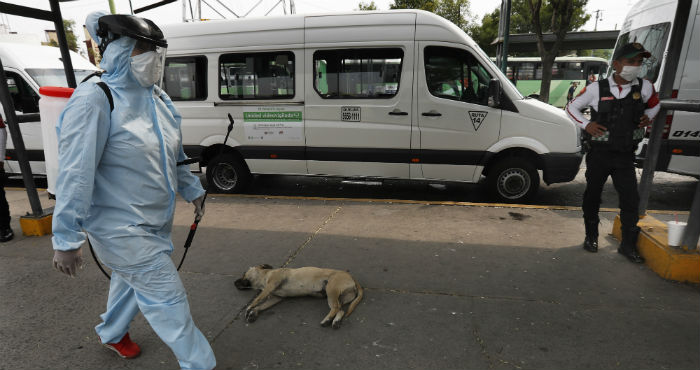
[
  {"left": 130, "top": 50, "right": 164, "bottom": 87},
  {"left": 618, "top": 65, "right": 641, "bottom": 82}
]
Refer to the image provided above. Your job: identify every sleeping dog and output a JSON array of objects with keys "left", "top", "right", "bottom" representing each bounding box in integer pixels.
[{"left": 234, "top": 264, "right": 363, "bottom": 329}]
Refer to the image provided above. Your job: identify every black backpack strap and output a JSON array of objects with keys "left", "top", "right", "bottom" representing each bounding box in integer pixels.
[
  {"left": 80, "top": 71, "right": 103, "bottom": 84},
  {"left": 95, "top": 82, "right": 114, "bottom": 112},
  {"left": 80, "top": 71, "right": 113, "bottom": 112}
]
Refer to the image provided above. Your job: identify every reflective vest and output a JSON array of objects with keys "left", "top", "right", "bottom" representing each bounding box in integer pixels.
[{"left": 587, "top": 78, "right": 646, "bottom": 152}]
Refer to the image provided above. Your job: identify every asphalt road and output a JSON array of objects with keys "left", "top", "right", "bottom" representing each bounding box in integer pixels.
[{"left": 214, "top": 168, "right": 697, "bottom": 211}]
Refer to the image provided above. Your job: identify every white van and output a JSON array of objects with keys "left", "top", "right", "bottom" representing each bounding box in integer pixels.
[
  {"left": 0, "top": 42, "right": 98, "bottom": 176},
  {"left": 619, "top": 0, "right": 700, "bottom": 178},
  {"left": 161, "top": 10, "right": 583, "bottom": 202}
]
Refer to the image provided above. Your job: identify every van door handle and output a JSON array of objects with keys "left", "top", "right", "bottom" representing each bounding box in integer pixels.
[
  {"left": 388, "top": 109, "right": 408, "bottom": 116},
  {"left": 421, "top": 110, "right": 442, "bottom": 117}
]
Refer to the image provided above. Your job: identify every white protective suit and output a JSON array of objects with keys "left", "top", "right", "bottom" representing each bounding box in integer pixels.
[{"left": 51, "top": 11, "right": 215, "bottom": 370}]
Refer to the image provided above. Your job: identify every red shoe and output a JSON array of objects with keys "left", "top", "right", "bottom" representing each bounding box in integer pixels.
[{"left": 103, "top": 333, "right": 141, "bottom": 359}]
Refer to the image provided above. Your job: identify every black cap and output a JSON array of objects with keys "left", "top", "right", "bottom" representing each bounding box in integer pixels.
[{"left": 613, "top": 42, "right": 651, "bottom": 61}]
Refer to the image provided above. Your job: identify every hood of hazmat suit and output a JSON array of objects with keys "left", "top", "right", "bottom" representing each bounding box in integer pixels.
[{"left": 51, "top": 11, "right": 205, "bottom": 269}]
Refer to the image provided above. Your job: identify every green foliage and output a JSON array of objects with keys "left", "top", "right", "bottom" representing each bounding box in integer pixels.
[
  {"left": 63, "top": 19, "right": 79, "bottom": 52},
  {"left": 357, "top": 1, "right": 378, "bottom": 10},
  {"left": 389, "top": 0, "right": 438, "bottom": 12},
  {"left": 469, "top": 0, "right": 591, "bottom": 56},
  {"left": 48, "top": 20, "right": 79, "bottom": 52},
  {"left": 436, "top": 0, "right": 471, "bottom": 29},
  {"left": 390, "top": 0, "right": 472, "bottom": 30}
]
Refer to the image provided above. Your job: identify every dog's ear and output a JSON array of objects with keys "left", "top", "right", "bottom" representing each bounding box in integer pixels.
[{"left": 260, "top": 264, "right": 274, "bottom": 270}]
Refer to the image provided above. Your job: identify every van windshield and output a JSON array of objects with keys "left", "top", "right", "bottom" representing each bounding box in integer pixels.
[
  {"left": 25, "top": 68, "right": 96, "bottom": 87},
  {"left": 611, "top": 23, "right": 671, "bottom": 83}
]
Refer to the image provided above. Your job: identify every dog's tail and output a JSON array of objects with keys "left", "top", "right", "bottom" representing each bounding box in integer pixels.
[{"left": 345, "top": 279, "right": 364, "bottom": 317}]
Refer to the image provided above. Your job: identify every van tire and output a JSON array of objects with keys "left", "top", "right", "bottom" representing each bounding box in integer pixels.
[
  {"left": 486, "top": 157, "right": 539, "bottom": 203},
  {"left": 206, "top": 153, "right": 251, "bottom": 193}
]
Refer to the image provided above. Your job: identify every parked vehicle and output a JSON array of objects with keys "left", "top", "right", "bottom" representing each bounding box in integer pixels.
[
  {"left": 618, "top": 0, "right": 700, "bottom": 178},
  {"left": 0, "top": 42, "right": 98, "bottom": 176},
  {"left": 161, "top": 10, "right": 583, "bottom": 202},
  {"left": 494, "top": 56, "right": 609, "bottom": 108}
]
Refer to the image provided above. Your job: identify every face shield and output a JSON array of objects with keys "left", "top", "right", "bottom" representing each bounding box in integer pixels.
[
  {"left": 97, "top": 14, "right": 168, "bottom": 87},
  {"left": 131, "top": 40, "right": 167, "bottom": 87}
]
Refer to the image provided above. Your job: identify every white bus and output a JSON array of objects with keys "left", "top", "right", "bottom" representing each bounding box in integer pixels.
[{"left": 496, "top": 56, "right": 609, "bottom": 108}]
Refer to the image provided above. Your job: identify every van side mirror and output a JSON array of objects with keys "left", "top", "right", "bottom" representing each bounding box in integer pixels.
[{"left": 488, "top": 78, "right": 501, "bottom": 108}]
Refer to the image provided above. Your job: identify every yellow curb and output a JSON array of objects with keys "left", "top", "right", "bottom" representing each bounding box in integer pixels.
[
  {"left": 20, "top": 213, "right": 53, "bottom": 237},
  {"left": 612, "top": 214, "right": 700, "bottom": 283}
]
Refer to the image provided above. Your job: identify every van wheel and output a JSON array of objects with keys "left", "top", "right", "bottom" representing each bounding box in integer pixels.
[
  {"left": 486, "top": 157, "right": 539, "bottom": 203},
  {"left": 206, "top": 153, "right": 251, "bottom": 193}
]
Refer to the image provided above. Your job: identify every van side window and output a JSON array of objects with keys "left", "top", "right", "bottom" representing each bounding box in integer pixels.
[
  {"left": 219, "top": 52, "right": 295, "bottom": 100},
  {"left": 313, "top": 49, "right": 403, "bottom": 99},
  {"left": 163, "top": 56, "right": 207, "bottom": 101},
  {"left": 424, "top": 46, "right": 493, "bottom": 106}
]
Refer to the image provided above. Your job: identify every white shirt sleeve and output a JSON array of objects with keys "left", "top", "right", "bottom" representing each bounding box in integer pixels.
[
  {"left": 641, "top": 79, "right": 661, "bottom": 120},
  {"left": 565, "top": 83, "right": 598, "bottom": 129}
]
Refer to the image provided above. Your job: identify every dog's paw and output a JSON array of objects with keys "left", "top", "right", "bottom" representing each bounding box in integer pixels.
[
  {"left": 332, "top": 320, "right": 342, "bottom": 329},
  {"left": 245, "top": 310, "right": 258, "bottom": 323},
  {"left": 320, "top": 319, "right": 331, "bottom": 327}
]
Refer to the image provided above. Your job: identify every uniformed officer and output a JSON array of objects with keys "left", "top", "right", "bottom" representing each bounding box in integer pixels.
[{"left": 566, "top": 42, "right": 660, "bottom": 263}]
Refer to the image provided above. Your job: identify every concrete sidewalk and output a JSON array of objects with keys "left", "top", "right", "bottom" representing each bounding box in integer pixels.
[{"left": 1, "top": 189, "right": 698, "bottom": 370}]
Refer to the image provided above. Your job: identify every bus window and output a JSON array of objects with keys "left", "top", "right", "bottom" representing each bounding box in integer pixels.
[
  {"left": 611, "top": 23, "right": 671, "bottom": 83},
  {"left": 518, "top": 63, "right": 535, "bottom": 80},
  {"left": 559, "top": 62, "right": 583, "bottom": 80}
]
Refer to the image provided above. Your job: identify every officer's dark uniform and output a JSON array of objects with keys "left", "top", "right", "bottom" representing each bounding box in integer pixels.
[{"left": 582, "top": 77, "right": 647, "bottom": 262}]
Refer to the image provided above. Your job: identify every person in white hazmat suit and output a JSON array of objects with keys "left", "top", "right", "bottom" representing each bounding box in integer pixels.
[{"left": 50, "top": 11, "right": 216, "bottom": 370}]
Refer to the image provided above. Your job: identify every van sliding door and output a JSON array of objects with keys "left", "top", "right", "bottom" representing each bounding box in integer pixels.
[{"left": 304, "top": 13, "right": 415, "bottom": 179}]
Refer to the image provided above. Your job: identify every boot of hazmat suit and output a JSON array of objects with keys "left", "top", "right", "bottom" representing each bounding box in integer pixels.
[{"left": 51, "top": 11, "right": 215, "bottom": 370}]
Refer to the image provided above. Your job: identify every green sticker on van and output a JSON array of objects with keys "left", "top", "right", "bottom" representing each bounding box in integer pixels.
[{"left": 243, "top": 111, "right": 303, "bottom": 122}]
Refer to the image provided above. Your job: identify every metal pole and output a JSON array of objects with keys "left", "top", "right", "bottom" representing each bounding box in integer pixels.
[
  {"left": 682, "top": 181, "right": 700, "bottom": 250},
  {"left": 501, "top": 0, "right": 511, "bottom": 74},
  {"left": 107, "top": 0, "right": 116, "bottom": 14},
  {"left": 49, "top": 0, "right": 76, "bottom": 88},
  {"left": 637, "top": 0, "right": 692, "bottom": 214},
  {"left": 0, "top": 59, "right": 43, "bottom": 216}
]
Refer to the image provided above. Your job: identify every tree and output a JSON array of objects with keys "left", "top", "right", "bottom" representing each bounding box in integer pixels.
[
  {"left": 526, "top": 0, "right": 588, "bottom": 103},
  {"left": 469, "top": 0, "right": 590, "bottom": 56},
  {"left": 47, "top": 19, "right": 79, "bottom": 52},
  {"left": 435, "top": 0, "right": 471, "bottom": 30},
  {"left": 467, "top": 8, "right": 500, "bottom": 55},
  {"left": 357, "top": 1, "right": 378, "bottom": 10},
  {"left": 390, "top": 0, "right": 472, "bottom": 30},
  {"left": 389, "top": 0, "right": 438, "bottom": 13}
]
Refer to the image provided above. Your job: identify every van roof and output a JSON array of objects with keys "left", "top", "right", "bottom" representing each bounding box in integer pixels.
[
  {"left": 0, "top": 42, "right": 97, "bottom": 71},
  {"left": 161, "top": 10, "right": 478, "bottom": 52}
]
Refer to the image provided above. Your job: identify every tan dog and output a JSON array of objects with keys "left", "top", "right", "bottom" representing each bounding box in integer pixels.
[{"left": 234, "top": 264, "right": 363, "bottom": 329}]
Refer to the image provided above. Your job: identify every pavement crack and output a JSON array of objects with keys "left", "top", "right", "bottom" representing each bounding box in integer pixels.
[
  {"left": 280, "top": 204, "right": 343, "bottom": 268},
  {"left": 472, "top": 323, "right": 522, "bottom": 370}
]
